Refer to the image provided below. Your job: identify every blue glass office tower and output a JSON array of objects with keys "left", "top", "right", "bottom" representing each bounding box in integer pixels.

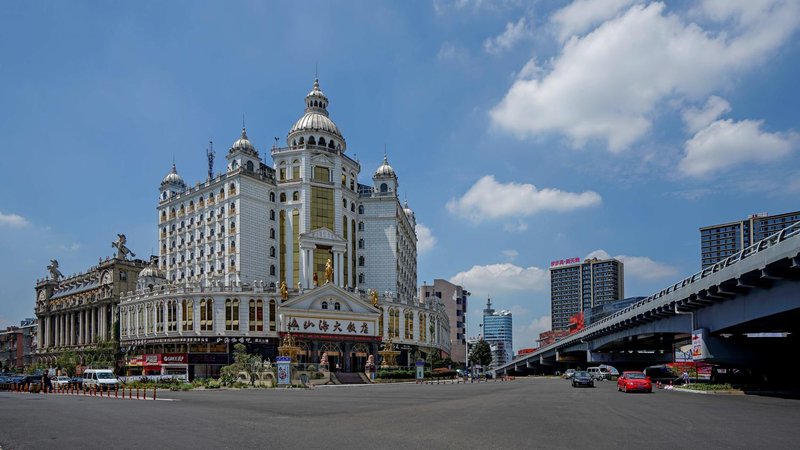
[{"left": 483, "top": 298, "right": 512, "bottom": 370}]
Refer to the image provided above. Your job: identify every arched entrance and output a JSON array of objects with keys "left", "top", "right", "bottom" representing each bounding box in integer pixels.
[
  {"left": 320, "top": 342, "right": 342, "bottom": 371},
  {"left": 350, "top": 343, "right": 369, "bottom": 372}
]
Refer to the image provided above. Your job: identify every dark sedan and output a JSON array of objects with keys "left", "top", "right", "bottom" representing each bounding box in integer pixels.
[{"left": 572, "top": 370, "right": 594, "bottom": 387}]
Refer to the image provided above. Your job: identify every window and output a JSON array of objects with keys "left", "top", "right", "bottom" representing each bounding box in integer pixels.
[
  {"left": 225, "top": 299, "right": 239, "bottom": 331},
  {"left": 270, "top": 246, "right": 276, "bottom": 257},
  {"left": 167, "top": 301, "right": 177, "bottom": 332},
  {"left": 269, "top": 299, "right": 276, "bottom": 331},
  {"left": 358, "top": 205, "right": 364, "bottom": 214},
  {"left": 358, "top": 239, "right": 364, "bottom": 249},
  {"left": 419, "top": 313, "right": 427, "bottom": 342},
  {"left": 292, "top": 160, "right": 300, "bottom": 180},
  {"left": 358, "top": 256, "right": 365, "bottom": 266},
  {"left": 313, "top": 166, "right": 330, "bottom": 182},
  {"left": 269, "top": 192, "right": 275, "bottom": 202},
  {"left": 270, "top": 209, "right": 275, "bottom": 220},
  {"left": 358, "top": 273, "right": 364, "bottom": 284},
  {"left": 280, "top": 193, "right": 286, "bottom": 202},
  {"left": 292, "top": 191, "right": 299, "bottom": 201},
  {"left": 270, "top": 265, "right": 276, "bottom": 276},
  {"left": 358, "top": 222, "right": 364, "bottom": 231},
  {"left": 249, "top": 299, "right": 264, "bottom": 332},
  {"left": 334, "top": 302, "right": 341, "bottom": 311},
  {"left": 322, "top": 301, "right": 328, "bottom": 310},
  {"left": 270, "top": 228, "right": 275, "bottom": 239},
  {"left": 380, "top": 183, "right": 388, "bottom": 193},
  {"left": 350, "top": 203, "right": 355, "bottom": 212},
  {"left": 405, "top": 310, "right": 414, "bottom": 339},
  {"left": 389, "top": 308, "right": 400, "bottom": 338},
  {"left": 200, "top": 299, "right": 214, "bottom": 331},
  {"left": 182, "top": 300, "right": 194, "bottom": 331},
  {"left": 156, "top": 303, "right": 164, "bottom": 332}
]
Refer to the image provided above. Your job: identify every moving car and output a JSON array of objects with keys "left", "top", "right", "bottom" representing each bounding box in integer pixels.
[
  {"left": 82, "top": 369, "right": 119, "bottom": 390},
  {"left": 563, "top": 369, "right": 576, "bottom": 379},
  {"left": 572, "top": 371, "right": 594, "bottom": 388},
  {"left": 617, "top": 371, "right": 652, "bottom": 393}
]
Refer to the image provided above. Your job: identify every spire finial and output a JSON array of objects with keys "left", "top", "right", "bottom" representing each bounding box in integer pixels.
[{"left": 172, "top": 153, "right": 176, "bottom": 172}]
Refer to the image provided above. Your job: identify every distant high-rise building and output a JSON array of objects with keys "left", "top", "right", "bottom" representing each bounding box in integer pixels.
[
  {"left": 700, "top": 211, "right": 800, "bottom": 268},
  {"left": 482, "top": 298, "right": 512, "bottom": 370},
  {"left": 420, "top": 280, "right": 470, "bottom": 364},
  {"left": 550, "top": 257, "right": 624, "bottom": 332}
]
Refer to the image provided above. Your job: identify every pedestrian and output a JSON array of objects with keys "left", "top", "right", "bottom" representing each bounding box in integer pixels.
[{"left": 682, "top": 371, "right": 689, "bottom": 385}]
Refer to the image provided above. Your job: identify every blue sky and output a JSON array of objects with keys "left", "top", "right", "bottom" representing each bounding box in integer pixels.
[{"left": 1, "top": 1, "right": 799, "bottom": 352}]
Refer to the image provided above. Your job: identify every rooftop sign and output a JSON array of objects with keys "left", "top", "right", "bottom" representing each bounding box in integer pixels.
[{"left": 550, "top": 257, "right": 581, "bottom": 268}]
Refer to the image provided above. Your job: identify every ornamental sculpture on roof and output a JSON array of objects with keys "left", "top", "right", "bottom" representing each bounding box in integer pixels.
[
  {"left": 47, "top": 259, "right": 64, "bottom": 281},
  {"left": 112, "top": 234, "right": 136, "bottom": 260}
]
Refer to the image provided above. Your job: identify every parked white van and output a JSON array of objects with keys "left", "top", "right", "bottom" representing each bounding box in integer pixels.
[{"left": 82, "top": 369, "right": 119, "bottom": 390}]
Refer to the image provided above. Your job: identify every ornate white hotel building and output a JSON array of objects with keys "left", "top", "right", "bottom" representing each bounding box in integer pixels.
[{"left": 119, "top": 79, "right": 449, "bottom": 379}]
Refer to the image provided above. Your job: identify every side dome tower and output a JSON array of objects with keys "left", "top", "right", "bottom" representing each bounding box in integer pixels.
[
  {"left": 373, "top": 154, "right": 397, "bottom": 195},
  {"left": 160, "top": 163, "right": 186, "bottom": 200}
]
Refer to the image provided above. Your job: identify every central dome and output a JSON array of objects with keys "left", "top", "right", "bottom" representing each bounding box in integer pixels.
[{"left": 286, "top": 78, "right": 346, "bottom": 150}]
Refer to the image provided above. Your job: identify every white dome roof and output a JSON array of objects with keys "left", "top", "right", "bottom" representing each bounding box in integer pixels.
[
  {"left": 375, "top": 154, "right": 396, "bottom": 177},
  {"left": 139, "top": 265, "right": 165, "bottom": 279},
  {"left": 230, "top": 127, "right": 258, "bottom": 156},
  {"left": 161, "top": 163, "right": 185, "bottom": 187},
  {"left": 403, "top": 201, "right": 414, "bottom": 217},
  {"left": 289, "top": 112, "right": 343, "bottom": 139}
]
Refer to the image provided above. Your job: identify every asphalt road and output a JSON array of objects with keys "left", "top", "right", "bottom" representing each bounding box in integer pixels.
[{"left": 2, "top": 378, "right": 799, "bottom": 449}]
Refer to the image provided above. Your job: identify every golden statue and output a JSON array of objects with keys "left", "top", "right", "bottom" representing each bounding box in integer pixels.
[
  {"left": 279, "top": 281, "right": 288, "bottom": 300},
  {"left": 370, "top": 289, "right": 378, "bottom": 307},
  {"left": 325, "top": 258, "right": 333, "bottom": 284}
]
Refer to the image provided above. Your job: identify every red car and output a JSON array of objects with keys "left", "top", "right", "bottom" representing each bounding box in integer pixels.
[{"left": 617, "top": 371, "right": 652, "bottom": 393}]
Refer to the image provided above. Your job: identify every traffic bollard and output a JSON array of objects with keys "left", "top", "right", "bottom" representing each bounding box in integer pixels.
[
  {"left": 153, "top": 387, "right": 157, "bottom": 401},
  {"left": 136, "top": 388, "right": 140, "bottom": 400}
]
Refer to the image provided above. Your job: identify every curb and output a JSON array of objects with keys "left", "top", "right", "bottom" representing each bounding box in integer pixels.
[{"left": 667, "top": 387, "right": 744, "bottom": 395}]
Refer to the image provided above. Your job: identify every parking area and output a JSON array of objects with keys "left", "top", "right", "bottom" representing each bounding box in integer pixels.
[{"left": 2, "top": 377, "right": 799, "bottom": 449}]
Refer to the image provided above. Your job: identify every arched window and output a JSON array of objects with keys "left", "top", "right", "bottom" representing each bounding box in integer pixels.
[
  {"left": 358, "top": 205, "right": 364, "bottom": 214},
  {"left": 358, "top": 239, "right": 364, "bottom": 249},
  {"left": 279, "top": 193, "right": 287, "bottom": 202},
  {"left": 270, "top": 265, "right": 276, "bottom": 276},
  {"left": 292, "top": 191, "right": 299, "bottom": 201},
  {"left": 249, "top": 299, "right": 263, "bottom": 332},
  {"left": 358, "top": 256, "right": 365, "bottom": 266},
  {"left": 200, "top": 299, "right": 214, "bottom": 331},
  {"left": 269, "top": 299, "right": 276, "bottom": 331},
  {"left": 270, "top": 228, "right": 275, "bottom": 239},
  {"left": 322, "top": 301, "right": 328, "bottom": 310},
  {"left": 350, "top": 203, "right": 355, "bottom": 212},
  {"left": 358, "top": 222, "right": 364, "bottom": 231},
  {"left": 269, "top": 192, "right": 275, "bottom": 202},
  {"left": 270, "top": 209, "right": 275, "bottom": 220},
  {"left": 342, "top": 198, "right": 347, "bottom": 208},
  {"left": 380, "top": 183, "right": 388, "bottom": 193},
  {"left": 334, "top": 302, "right": 340, "bottom": 311},
  {"left": 328, "top": 140, "right": 335, "bottom": 149},
  {"left": 182, "top": 300, "right": 194, "bottom": 331},
  {"left": 298, "top": 137, "right": 304, "bottom": 145},
  {"left": 358, "top": 273, "right": 364, "bottom": 284},
  {"left": 270, "top": 246, "right": 276, "bottom": 257},
  {"left": 405, "top": 310, "right": 414, "bottom": 340},
  {"left": 292, "top": 160, "right": 300, "bottom": 180},
  {"left": 319, "top": 137, "right": 326, "bottom": 147},
  {"left": 246, "top": 161, "right": 254, "bottom": 172},
  {"left": 309, "top": 136, "right": 316, "bottom": 145},
  {"left": 225, "top": 299, "right": 239, "bottom": 331}
]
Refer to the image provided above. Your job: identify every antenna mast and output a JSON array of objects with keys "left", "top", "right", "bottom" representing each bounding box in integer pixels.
[{"left": 206, "top": 139, "right": 215, "bottom": 180}]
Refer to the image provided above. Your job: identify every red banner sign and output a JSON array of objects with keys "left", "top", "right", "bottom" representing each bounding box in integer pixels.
[{"left": 551, "top": 257, "right": 581, "bottom": 267}]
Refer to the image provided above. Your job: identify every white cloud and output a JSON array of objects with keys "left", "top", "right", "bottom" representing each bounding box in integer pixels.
[
  {"left": 551, "top": 0, "right": 638, "bottom": 42},
  {"left": 449, "top": 263, "right": 549, "bottom": 296},
  {"left": 586, "top": 249, "right": 678, "bottom": 280},
  {"left": 415, "top": 224, "right": 437, "bottom": 254},
  {"left": 502, "top": 249, "right": 519, "bottom": 261},
  {"left": 682, "top": 96, "right": 731, "bottom": 134},
  {"left": 503, "top": 220, "right": 528, "bottom": 233},
  {"left": 491, "top": 1, "right": 800, "bottom": 152},
  {"left": 437, "top": 42, "right": 469, "bottom": 63},
  {"left": 0, "top": 211, "right": 30, "bottom": 228},
  {"left": 484, "top": 17, "right": 533, "bottom": 54},
  {"left": 434, "top": 0, "right": 523, "bottom": 15},
  {"left": 58, "top": 243, "right": 82, "bottom": 252},
  {"left": 679, "top": 118, "right": 796, "bottom": 177},
  {"left": 526, "top": 315, "right": 551, "bottom": 338},
  {"left": 446, "top": 175, "right": 601, "bottom": 222}
]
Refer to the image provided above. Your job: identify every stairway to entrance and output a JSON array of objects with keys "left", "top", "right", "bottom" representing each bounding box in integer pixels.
[{"left": 334, "top": 372, "right": 369, "bottom": 384}]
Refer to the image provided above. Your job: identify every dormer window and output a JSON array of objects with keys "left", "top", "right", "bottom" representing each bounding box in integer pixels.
[{"left": 322, "top": 301, "right": 328, "bottom": 310}]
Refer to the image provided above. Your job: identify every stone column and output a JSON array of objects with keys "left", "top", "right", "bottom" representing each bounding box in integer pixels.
[
  {"left": 177, "top": 300, "right": 183, "bottom": 334},
  {"left": 55, "top": 314, "right": 60, "bottom": 347},
  {"left": 67, "top": 312, "right": 72, "bottom": 346},
  {"left": 298, "top": 245, "right": 307, "bottom": 288},
  {"left": 306, "top": 248, "right": 314, "bottom": 288},
  {"left": 90, "top": 307, "right": 95, "bottom": 344},
  {"left": 343, "top": 341, "right": 352, "bottom": 372},
  {"left": 78, "top": 310, "right": 84, "bottom": 345}
]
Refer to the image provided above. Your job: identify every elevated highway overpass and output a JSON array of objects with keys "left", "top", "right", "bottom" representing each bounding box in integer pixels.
[{"left": 493, "top": 222, "right": 800, "bottom": 378}]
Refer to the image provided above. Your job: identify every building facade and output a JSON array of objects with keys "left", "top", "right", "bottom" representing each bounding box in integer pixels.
[
  {"left": 34, "top": 254, "right": 146, "bottom": 366},
  {"left": 420, "top": 279, "right": 469, "bottom": 363},
  {"left": 550, "top": 257, "right": 624, "bottom": 331},
  {"left": 482, "top": 298, "right": 512, "bottom": 370},
  {"left": 0, "top": 319, "right": 37, "bottom": 371},
  {"left": 700, "top": 211, "right": 800, "bottom": 268},
  {"left": 120, "top": 78, "right": 449, "bottom": 379}
]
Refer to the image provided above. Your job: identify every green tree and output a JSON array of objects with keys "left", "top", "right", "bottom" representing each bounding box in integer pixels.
[
  {"left": 56, "top": 350, "right": 79, "bottom": 377},
  {"left": 469, "top": 340, "right": 492, "bottom": 368},
  {"left": 220, "top": 343, "right": 261, "bottom": 386},
  {"left": 84, "top": 340, "right": 119, "bottom": 371}
]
